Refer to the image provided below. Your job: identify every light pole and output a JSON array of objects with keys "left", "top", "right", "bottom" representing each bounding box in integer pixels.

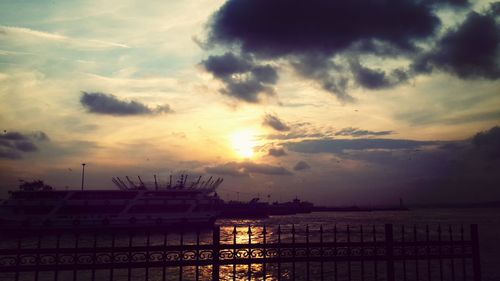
[{"left": 81, "top": 163, "right": 86, "bottom": 191}]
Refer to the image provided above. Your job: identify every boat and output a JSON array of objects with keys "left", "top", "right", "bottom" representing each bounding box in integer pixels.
[
  {"left": 216, "top": 197, "right": 315, "bottom": 218},
  {"left": 268, "top": 197, "right": 314, "bottom": 215},
  {"left": 217, "top": 198, "right": 269, "bottom": 219},
  {"left": 0, "top": 175, "right": 223, "bottom": 231}
]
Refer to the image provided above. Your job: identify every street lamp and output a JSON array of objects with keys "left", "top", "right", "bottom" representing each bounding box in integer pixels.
[{"left": 81, "top": 163, "right": 86, "bottom": 191}]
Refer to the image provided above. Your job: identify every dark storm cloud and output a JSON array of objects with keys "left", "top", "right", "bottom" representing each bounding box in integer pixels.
[
  {"left": 0, "top": 131, "right": 49, "bottom": 159},
  {"left": 201, "top": 52, "right": 278, "bottom": 103},
  {"left": 0, "top": 139, "right": 12, "bottom": 148},
  {"left": 286, "top": 138, "right": 436, "bottom": 154},
  {"left": 335, "top": 127, "right": 393, "bottom": 137},
  {"left": 268, "top": 147, "right": 287, "bottom": 157},
  {"left": 0, "top": 132, "right": 29, "bottom": 141},
  {"left": 472, "top": 126, "right": 500, "bottom": 159},
  {"left": 203, "top": 52, "right": 253, "bottom": 76},
  {"left": 421, "top": 0, "right": 470, "bottom": 7},
  {"left": 490, "top": 2, "right": 500, "bottom": 14},
  {"left": 352, "top": 65, "right": 391, "bottom": 89},
  {"left": 251, "top": 65, "right": 278, "bottom": 84},
  {"left": 0, "top": 149, "right": 22, "bottom": 159},
  {"left": 350, "top": 61, "right": 410, "bottom": 90},
  {"left": 362, "top": 126, "right": 500, "bottom": 204},
  {"left": 80, "top": 92, "right": 172, "bottom": 116},
  {"left": 291, "top": 54, "right": 352, "bottom": 101},
  {"left": 414, "top": 6, "right": 500, "bottom": 79},
  {"left": 293, "top": 126, "right": 499, "bottom": 204},
  {"left": 262, "top": 114, "right": 290, "bottom": 131},
  {"left": 203, "top": 0, "right": 498, "bottom": 102},
  {"left": 205, "top": 161, "right": 292, "bottom": 176},
  {"left": 205, "top": 0, "right": 444, "bottom": 99},
  {"left": 208, "top": 0, "right": 441, "bottom": 57},
  {"left": 14, "top": 141, "right": 37, "bottom": 152},
  {"left": 349, "top": 40, "right": 408, "bottom": 57},
  {"left": 294, "top": 161, "right": 311, "bottom": 171},
  {"left": 331, "top": 127, "right": 500, "bottom": 168},
  {"left": 293, "top": 56, "right": 408, "bottom": 99}
]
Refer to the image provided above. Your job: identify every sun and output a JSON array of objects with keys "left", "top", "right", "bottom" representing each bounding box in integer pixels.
[{"left": 230, "top": 129, "right": 256, "bottom": 158}]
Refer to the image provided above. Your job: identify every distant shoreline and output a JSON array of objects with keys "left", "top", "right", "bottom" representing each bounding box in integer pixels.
[
  {"left": 408, "top": 201, "right": 500, "bottom": 209},
  {"left": 312, "top": 206, "right": 408, "bottom": 212},
  {"left": 312, "top": 201, "right": 500, "bottom": 212}
]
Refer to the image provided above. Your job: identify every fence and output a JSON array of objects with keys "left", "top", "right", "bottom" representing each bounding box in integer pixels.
[{"left": 0, "top": 224, "right": 480, "bottom": 281}]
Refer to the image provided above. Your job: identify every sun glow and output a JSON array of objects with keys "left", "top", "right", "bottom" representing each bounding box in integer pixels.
[{"left": 230, "top": 129, "right": 257, "bottom": 158}]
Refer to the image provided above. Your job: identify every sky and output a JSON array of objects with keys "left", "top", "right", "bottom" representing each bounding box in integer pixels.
[{"left": 0, "top": 0, "right": 499, "bottom": 205}]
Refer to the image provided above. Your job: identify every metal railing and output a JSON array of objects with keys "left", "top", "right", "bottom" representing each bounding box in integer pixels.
[{"left": 0, "top": 224, "right": 481, "bottom": 281}]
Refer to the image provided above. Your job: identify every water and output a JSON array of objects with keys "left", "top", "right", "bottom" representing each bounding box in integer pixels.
[{"left": 1, "top": 208, "right": 498, "bottom": 281}]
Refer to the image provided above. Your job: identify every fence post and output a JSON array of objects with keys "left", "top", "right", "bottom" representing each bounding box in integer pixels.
[
  {"left": 471, "top": 224, "right": 481, "bottom": 281},
  {"left": 385, "top": 224, "right": 395, "bottom": 281},
  {"left": 212, "top": 225, "right": 220, "bottom": 281}
]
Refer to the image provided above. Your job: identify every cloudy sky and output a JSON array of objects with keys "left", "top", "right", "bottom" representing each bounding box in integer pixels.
[{"left": 1, "top": 0, "right": 499, "bottom": 205}]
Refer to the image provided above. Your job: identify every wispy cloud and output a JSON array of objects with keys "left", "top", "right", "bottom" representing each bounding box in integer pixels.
[
  {"left": 0, "top": 26, "right": 66, "bottom": 40},
  {"left": 335, "top": 127, "right": 393, "bottom": 137},
  {"left": 262, "top": 114, "right": 290, "bottom": 131},
  {"left": 0, "top": 25, "right": 130, "bottom": 49}
]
